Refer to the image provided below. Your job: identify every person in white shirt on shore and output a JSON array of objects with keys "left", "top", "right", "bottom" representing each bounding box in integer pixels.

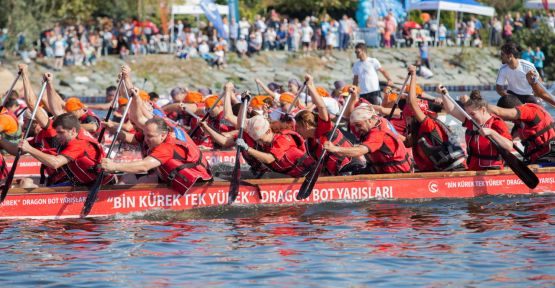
[
  {"left": 352, "top": 43, "right": 394, "bottom": 105},
  {"left": 496, "top": 42, "right": 540, "bottom": 105}
]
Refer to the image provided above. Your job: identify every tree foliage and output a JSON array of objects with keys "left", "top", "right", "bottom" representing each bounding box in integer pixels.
[{"left": 512, "top": 23, "right": 555, "bottom": 78}]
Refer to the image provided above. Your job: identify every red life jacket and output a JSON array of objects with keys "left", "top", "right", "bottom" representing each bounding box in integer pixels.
[
  {"left": 40, "top": 147, "right": 70, "bottom": 185},
  {"left": 242, "top": 134, "right": 269, "bottom": 174},
  {"left": 264, "top": 130, "right": 315, "bottom": 178},
  {"left": 413, "top": 117, "right": 467, "bottom": 172},
  {"left": 153, "top": 134, "right": 212, "bottom": 195},
  {"left": 78, "top": 109, "right": 101, "bottom": 135},
  {"left": 361, "top": 119, "right": 413, "bottom": 174},
  {"left": 465, "top": 115, "right": 505, "bottom": 170},
  {"left": 516, "top": 103, "right": 555, "bottom": 163},
  {"left": 308, "top": 129, "right": 353, "bottom": 175},
  {"left": 191, "top": 111, "right": 234, "bottom": 149},
  {"left": 62, "top": 129, "right": 115, "bottom": 185}
]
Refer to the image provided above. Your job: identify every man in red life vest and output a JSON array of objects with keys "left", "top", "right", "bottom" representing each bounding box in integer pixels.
[
  {"left": 101, "top": 117, "right": 212, "bottom": 195},
  {"left": 324, "top": 89, "right": 413, "bottom": 174},
  {"left": 19, "top": 113, "right": 115, "bottom": 186}
]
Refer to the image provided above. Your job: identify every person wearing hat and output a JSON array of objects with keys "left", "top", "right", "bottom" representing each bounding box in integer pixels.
[
  {"left": 324, "top": 87, "right": 413, "bottom": 174},
  {"left": 87, "top": 85, "right": 118, "bottom": 111},
  {"left": 189, "top": 92, "right": 235, "bottom": 149},
  {"left": 404, "top": 66, "right": 466, "bottom": 172},
  {"left": 235, "top": 100, "right": 315, "bottom": 178},
  {"left": 294, "top": 74, "right": 357, "bottom": 176}
]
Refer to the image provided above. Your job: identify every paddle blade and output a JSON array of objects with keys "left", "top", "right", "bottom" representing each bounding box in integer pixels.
[
  {"left": 81, "top": 171, "right": 105, "bottom": 217},
  {"left": 296, "top": 156, "right": 326, "bottom": 200},
  {"left": 227, "top": 150, "right": 242, "bottom": 204},
  {"left": 0, "top": 152, "right": 22, "bottom": 203},
  {"left": 499, "top": 148, "right": 539, "bottom": 189}
]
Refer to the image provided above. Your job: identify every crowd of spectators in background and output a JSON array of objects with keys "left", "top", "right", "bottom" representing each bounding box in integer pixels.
[{"left": 0, "top": 8, "right": 553, "bottom": 70}]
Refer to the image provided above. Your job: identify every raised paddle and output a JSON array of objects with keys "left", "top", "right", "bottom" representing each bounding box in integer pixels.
[
  {"left": 188, "top": 92, "right": 226, "bottom": 137},
  {"left": 296, "top": 91, "right": 354, "bottom": 200},
  {"left": 0, "top": 80, "right": 48, "bottom": 203},
  {"left": 286, "top": 81, "right": 308, "bottom": 115},
  {"left": 97, "top": 77, "right": 123, "bottom": 143},
  {"left": 81, "top": 83, "right": 134, "bottom": 217},
  {"left": 441, "top": 88, "right": 539, "bottom": 189},
  {"left": 1, "top": 70, "right": 22, "bottom": 107},
  {"left": 387, "top": 73, "right": 411, "bottom": 120},
  {"left": 228, "top": 92, "right": 250, "bottom": 204}
]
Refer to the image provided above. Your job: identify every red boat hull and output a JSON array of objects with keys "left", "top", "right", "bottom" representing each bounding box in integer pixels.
[{"left": 1, "top": 168, "right": 553, "bottom": 219}]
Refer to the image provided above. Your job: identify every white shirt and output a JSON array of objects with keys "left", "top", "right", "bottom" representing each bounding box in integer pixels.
[
  {"left": 352, "top": 57, "right": 382, "bottom": 94},
  {"left": 301, "top": 26, "right": 313, "bottom": 43},
  {"left": 496, "top": 59, "right": 537, "bottom": 95}
]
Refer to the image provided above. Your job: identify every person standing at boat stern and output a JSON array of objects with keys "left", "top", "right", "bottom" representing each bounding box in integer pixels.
[
  {"left": 441, "top": 88, "right": 513, "bottom": 171},
  {"left": 496, "top": 42, "right": 540, "bottom": 105},
  {"left": 352, "top": 43, "right": 394, "bottom": 105},
  {"left": 236, "top": 98, "right": 315, "bottom": 178},
  {"left": 324, "top": 87, "right": 413, "bottom": 174},
  {"left": 404, "top": 66, "right": 467, "bottom": 172},
  {"left": 101, "top": 117, "right": 212, "bottom": 195},
  {"left": 19, "top": 113, "right": 115, "bottom": 186}
]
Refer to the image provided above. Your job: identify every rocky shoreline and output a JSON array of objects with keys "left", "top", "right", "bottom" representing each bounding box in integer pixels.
[{"left": 0, "top": 47, "right": 551, "bottom": 102}]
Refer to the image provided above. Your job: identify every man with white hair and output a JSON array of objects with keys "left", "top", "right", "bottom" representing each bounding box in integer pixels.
[
  {"left": 235, "top": 105, "right": 315, "bottom": 178},
  {"left": 324, "top": 88, "right": 413, "bottom": 174}
]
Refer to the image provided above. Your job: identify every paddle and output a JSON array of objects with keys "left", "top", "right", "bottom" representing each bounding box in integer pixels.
[
  {"left": 0, "top": 80, "right": 47, "bottom": 203},
  {"left": 81, "top": 83, "right": 134, "bottom": 217},
  {"left": 296, "top": 91, "right": 354, "bottom": 200},
  {"left": 228, "top": 92, "right": 250, "bottom": 204},
  {"left": 97, "top": 77, "right": 123, "bottom": 143},
  {"left": 188, "top": 92, "right": 225, "bottom": 137},
  {"left": 441, "top": 89, "right": 538, "bottom": 189},
  {"left": 387, "top": 73, "right": 411, "bottom": 120},
  {"left": 1, "top": 70, "right": 22, "bottom": 107},
  {"left": 286, "top": 81, "right": 307, "bottom": 115}
]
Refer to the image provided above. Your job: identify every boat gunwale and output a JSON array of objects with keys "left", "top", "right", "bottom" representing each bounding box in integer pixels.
[{"left": 5, "top": 165, "right": 551, "bottom": 195}]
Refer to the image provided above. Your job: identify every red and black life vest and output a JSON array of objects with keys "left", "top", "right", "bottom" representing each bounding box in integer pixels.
[
  {"left": 515, "top": 103, "right": 555, "bottom": 163},
  {"left": 264, "top": 130, "right": 315, "bottom": 178},
  {"left": 62, "top": 129, "right": 115, "bottom": 186},
  {"left": 360, "top": 119, "right": 413, "bottom": 174},
  {"left": 465, "top": 115, "right": 505, "bottom": 170},
  {"left": 242, "top": 134, "right": 269, "bottom": 175},
  {"left": 308, "top": 129, "right": 353, "bottom": 175},
  {"left": 152, "top": 134, "right": 212, "bottom": 195}
]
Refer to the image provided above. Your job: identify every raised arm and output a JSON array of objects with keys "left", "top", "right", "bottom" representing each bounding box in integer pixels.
[
  {"left": 19, "top": 65, "right": 49, "bottom": 128},
  {"left": 407, "top": 66, "right": 426, "bottom": 123},
  {"left": 305, "top": 74, "right": 328, "bottom": 122},
  {"left": 526, "top": 70, "right": 555, "bottom": 107},
  {"left": 255, "top": 78, "right": 277, "bottom": 100},
  {"left": 44, "top": 73, "right": 66, "bottom": 116},
  {"left": 343, "top": 86, "right": 359, "bottom": 119},
  {"left": 439, "top": 86, "right": 466, "bottom": 123},
  {"left": 223, "top": 82, "right": 239, "bottom": 127}
]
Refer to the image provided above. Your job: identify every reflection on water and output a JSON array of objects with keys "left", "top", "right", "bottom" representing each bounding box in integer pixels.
[{"left": 0, "top": 195, "right": 553, "bottom": 286}]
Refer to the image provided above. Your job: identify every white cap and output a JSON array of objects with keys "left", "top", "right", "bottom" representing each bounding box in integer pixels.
[
  {"left": 245, "top": 115, "right": 270, "bottom": 141},
  {"left": 322, "top": 97, "right": 340, "bottom": 115}
]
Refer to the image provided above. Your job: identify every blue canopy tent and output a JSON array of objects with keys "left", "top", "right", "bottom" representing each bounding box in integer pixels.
[{"left": 408, "top": 0, "right": 495, "bottom": 44}]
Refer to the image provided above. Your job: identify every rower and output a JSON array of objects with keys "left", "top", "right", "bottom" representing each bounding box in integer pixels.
[
  {"left": 404, "top": 66, "right": 466, "bottom": 172},
  {"left": 441, "top": 88, "right": 513, "bottom": 171},
  {"left": 324, "top": 89, "right": 413, "bottom": 174},
  {"left": 294, "top": 74, "right": 359, "bottom": 176},
  {"left": 489, "top": 95, "right": 555, "bottom": 166},
  {"left": 235, "top": 106, "right": 315, "bottom": 178},
  {"left": 190, "top": 94, "right": 235, "bottom": 149},
  {"left": 101, "top": 117, "right": 212, "bottom": 195},
  {"left": 19, "top": 113, "right": 115, "bottom": 186}
]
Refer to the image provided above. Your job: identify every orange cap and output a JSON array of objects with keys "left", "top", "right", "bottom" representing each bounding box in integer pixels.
[
  {"left": 340, "top": 85, "right": 359, "bottom": 96},
  {"left": 118, "top": 97, "right": 129, "bottom": 106},
  {"left": 184, "top": 91, "right": 203, "bottom": 103},
  {"left": 204, "top": 95, "right": 222, "bottom": 108},
  {"left": 316, "top": 86, "right": 329, "bottom": 97},
  {"left": 138, "top": 90, "right": 150, "bottom": 101},
  {"left": 405, "top": 84, "right": 424, "bottom": 96},
  {"left": 250, "top": 95, "right": 273, "bottom": 108},
  {"left": 65, "top": 97, "right": 84, "bottom": 112},
  {"left": 279, "top": 92, "right": 295, "bottom": 104}
]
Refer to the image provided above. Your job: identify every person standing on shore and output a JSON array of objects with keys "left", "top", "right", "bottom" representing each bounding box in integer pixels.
[
  {"left": 352, "top": 43, "right": 394, "bottom": 105},
  {"left": 533, "top": 46, "right": 545, "bottom": 80},
  {"left": 496, "top": 42, "right": 540, "bottom": 104}
]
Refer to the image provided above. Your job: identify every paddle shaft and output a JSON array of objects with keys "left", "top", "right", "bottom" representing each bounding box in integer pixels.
[
  {"left": 286, "top": 81, "right": 307, "bottom": 115},
  {"left": 296, "top": 92, "right": 354, "bottom": 200},
  {"left": 81, "top": 81, "right": 134, "bottom": 216},
  {"left": 189, "top": 92, "right": 225, "bottom": 136},
  {"left": 387, "top": 73, "right": 411, "bottom": 120},
  {"left": 0, "top": 80, "right": 48, "bottom": 203},
  {"left": 97, "top": 77, "right": 124, "bottom": 143},
  {"left": 228, "top": 96, "right": 249, "bottom": 204},
  {"left": 1, "top": 71, "right": 21, "bottom": 107}
]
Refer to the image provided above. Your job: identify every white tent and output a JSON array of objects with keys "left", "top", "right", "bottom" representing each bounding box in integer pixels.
[
  {"left": 525, "top": 0, "right": 555, "bottom": 10},
  {"left": 409, "top": 0, "right": 495, "bottom": 44},
  {"left": 170, "top": 0, "right": 229, "bottom": 51}
]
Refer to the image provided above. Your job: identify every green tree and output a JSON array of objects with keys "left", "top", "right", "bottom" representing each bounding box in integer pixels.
[{"left": 512, "top": 23, "right": 555, "bottom": 79}]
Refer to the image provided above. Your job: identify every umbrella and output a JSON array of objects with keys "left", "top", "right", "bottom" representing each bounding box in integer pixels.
[
  {"left": 404, "top": 21, "right": 422, "bottom": 30},
  {"left": 420, "top": 13, "right": 431, "bottom": 22}
]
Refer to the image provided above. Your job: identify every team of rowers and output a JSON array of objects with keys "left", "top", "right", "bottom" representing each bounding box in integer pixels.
[{"left": 0, "top": 42, "right": 553, "bottom": 195}]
